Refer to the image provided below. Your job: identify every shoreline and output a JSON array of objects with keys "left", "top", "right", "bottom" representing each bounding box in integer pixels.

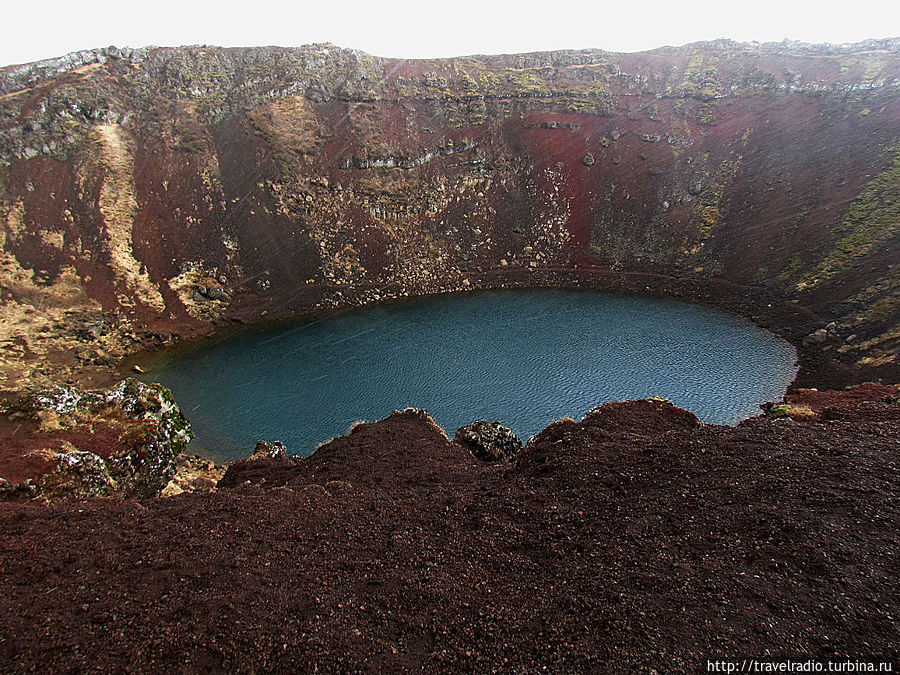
[{"left": 132, "top": 283, "right": 802, "bottom": 464}]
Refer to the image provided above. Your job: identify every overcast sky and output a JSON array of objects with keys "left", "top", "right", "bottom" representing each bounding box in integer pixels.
[{"left": 2, "top": 0, "right": 897, "bottom": 68}]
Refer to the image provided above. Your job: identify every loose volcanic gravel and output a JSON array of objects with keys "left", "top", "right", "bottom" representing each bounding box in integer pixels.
[{"left": 1, "top": 394, "right": 898, "bottom": 672}]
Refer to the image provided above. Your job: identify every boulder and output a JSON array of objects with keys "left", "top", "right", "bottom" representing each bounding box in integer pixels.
[
  {"left": 455, "top": 420, "right": 523, "bottom": 462},
  {"left": 251, "top": 440, "right": 287, "bottom": 459},
  {"left": 5, "top": 379, "right": 193, "bottom": 500},
  {"left": 804, "top": 328, "right": 829, "bottom": 345},
  {"left": 196, "top": 284, "right": 231, "bottom": 301}
]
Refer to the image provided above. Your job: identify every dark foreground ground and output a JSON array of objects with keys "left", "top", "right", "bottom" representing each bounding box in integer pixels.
[{"left": 1, "top": 387, "right": 898, "bottom": 673}]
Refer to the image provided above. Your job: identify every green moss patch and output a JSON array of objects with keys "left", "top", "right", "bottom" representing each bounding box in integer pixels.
[
  {"left": 761, "top": 402, "right": 817, "bottom": 421},
  {"left": 804, "top": 143, "right": 900, "bottom": 285}
]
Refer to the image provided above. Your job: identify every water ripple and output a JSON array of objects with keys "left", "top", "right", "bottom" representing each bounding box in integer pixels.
[{"left": 145, "top": 290, "right": 798, "bottom": 461}]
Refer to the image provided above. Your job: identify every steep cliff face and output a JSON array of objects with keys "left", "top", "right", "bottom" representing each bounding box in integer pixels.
[{"left": 1, "top": 40, "right": 898, "bottom": 390}]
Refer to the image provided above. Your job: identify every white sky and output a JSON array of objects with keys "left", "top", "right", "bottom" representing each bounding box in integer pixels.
[{"left": 2, "top": 0, "right": 898, "bottom": 68}]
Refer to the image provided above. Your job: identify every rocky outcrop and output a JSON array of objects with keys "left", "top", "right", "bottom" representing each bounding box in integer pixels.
[
  {"left": 0, "top": 379, "right": 192, "bottom": 499},
  {"left": 159, "top": 453, "right": 226, "bottom": 496},
  {"left": 249, "top": 440, "right": 288, "bottom": 460},
  {"left": 455, "top": 420, "right": 523, "bottom": 462}
]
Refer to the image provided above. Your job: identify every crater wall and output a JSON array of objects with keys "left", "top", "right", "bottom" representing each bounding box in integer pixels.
[{"left": 1, "top": 40, "right": 899, "bottom": 389}]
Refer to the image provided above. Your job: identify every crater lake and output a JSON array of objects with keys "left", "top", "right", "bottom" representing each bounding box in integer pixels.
[{"left": 141, "top": 289, "right": 798, "bottom": 462}]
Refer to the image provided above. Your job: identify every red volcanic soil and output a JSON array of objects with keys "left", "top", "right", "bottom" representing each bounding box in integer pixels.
[
  {"left": 786, "top": 382, "right": 900, "bottom": 413},
  {"left": 1, "top": 391, "right": 898, "bottom": 672}
]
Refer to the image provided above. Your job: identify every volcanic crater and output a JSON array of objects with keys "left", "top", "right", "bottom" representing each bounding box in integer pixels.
[{"left": 0, "top": 39, "right": 898, "bottom": 672}]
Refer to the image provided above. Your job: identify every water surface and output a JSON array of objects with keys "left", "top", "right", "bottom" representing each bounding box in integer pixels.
[{"left": 143, "top": 290, "right": 797, "bottom": 462}]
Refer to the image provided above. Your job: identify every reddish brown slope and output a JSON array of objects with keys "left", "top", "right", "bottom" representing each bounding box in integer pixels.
[{"left": 1, "top": 40, "right": 898, "bottom": 392}]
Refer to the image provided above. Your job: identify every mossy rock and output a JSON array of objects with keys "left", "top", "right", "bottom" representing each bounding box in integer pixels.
[
  {"left": 9, "top": 379, "right": 193, "bottom": 500},
  {"left": 455, "top": 420, "right": 523, "bottom": 462},
  {"left": 761, "top": 402, "right": 817, "bottom": 421}
]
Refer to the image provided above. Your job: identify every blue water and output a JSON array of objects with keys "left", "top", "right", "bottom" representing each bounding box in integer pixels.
[{"left": 143, "top": 290, "right": 797, "bottom": 462}]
